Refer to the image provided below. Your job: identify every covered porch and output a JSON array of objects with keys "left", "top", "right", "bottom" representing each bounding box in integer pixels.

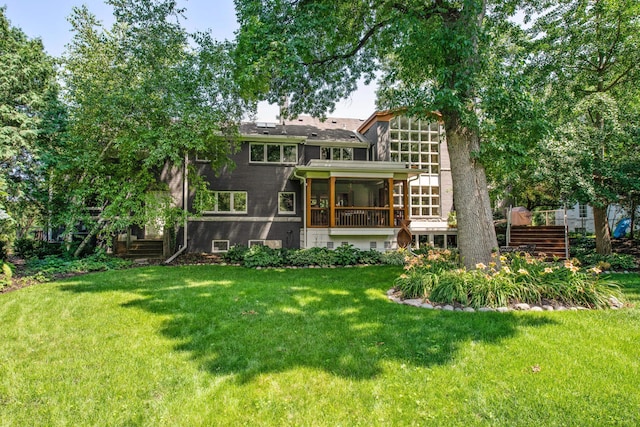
[{"left": 293, "top": 160, "right": 422, "bottom": 249}]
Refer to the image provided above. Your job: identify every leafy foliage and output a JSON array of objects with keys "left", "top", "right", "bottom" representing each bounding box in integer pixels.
[
  {"left": 223, "top": 244, "right": 249, "bottom": 264},
  {"left": 12, "top": 238, "right": 62, "bottom": 259},
  {"left": 223, "top": 244, "right": 405, "bottom": 268},
  {"left": 50, "top": 0, "right": 251, "bottom": 252},
  {"left": 357, "top": 249, "right": 382, "bottom": 265},
  {"left": 0, "top": 261, "right": 12, "bottom": 288},
  {"left": 0, "top": 8, "right": 59, "bottom": 242},
  {"left": 242, "top": 245, "right": 283, "bottom": 268},
  {"left": 233, "top": 0, "right": 547, "bottom": 268},
  {"left": 528, "top": 0, "right": 640, "bottom": 254},
  {"left": 23, "top": 251, "right": 132, "bottom": 280},
  {"left": 395, "top": 251, "right": 622, "bottom": 309}
]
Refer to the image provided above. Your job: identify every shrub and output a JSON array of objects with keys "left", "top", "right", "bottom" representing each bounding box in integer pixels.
[
  {"left": 381, "top": 249, "right": 409, "bottom": 266},
  {"left": 333, "top": 244, "right": 359, "bottom": 266},
  {"left": 574, "top": 252, "right": 637, "bottom": 271},
  {"left": 1, "top": 261, "right": 13, "bottom": 288},
  {"left": 394, "top": 250, "right": 623, "bottom": 309},
  {"left": 13, "top": 238, "right": 63, "bottom": 259},
  {"left": 13, "top": 238, "right": 44, "bottom": 259},
  {"left": 358, "top": 249, "right": 382, "bottom": 265},
  {"left": 223, "top": 245, "right": 249, "bottom": 264},
  {"left": 0, "top": 240, "right": 7, "bottom": 261},
  {"left": 24, "top": 251, "right": 132, "bottom": 280},
  {"left": 242, "top": 245, "right": 283, "bottom": 268}
]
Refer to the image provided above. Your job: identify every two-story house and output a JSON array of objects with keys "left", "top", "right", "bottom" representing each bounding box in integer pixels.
[{"left": 166, "top": 111, "right": 455, "bottom": 256}]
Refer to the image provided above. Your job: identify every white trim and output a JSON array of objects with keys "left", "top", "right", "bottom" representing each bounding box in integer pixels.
[
  {"left": 278, "top": 191, "right": 296, "bottom": 214},
  {"left": 211, "top": 240, "right": 230, "bottom": 253},
  {"left": 201, "top": 191, "right": 248, "bottom": 214},
  {"left": 190, "top": 216, "right": 302, "bottom": 222},
  {"left": 328, "top": 228, "right": 396, "bottom": 236},
  {"left": 249, "top": 142, "right": 298, "bottom": 164}
]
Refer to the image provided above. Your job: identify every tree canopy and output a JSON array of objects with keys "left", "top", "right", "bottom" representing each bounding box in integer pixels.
[
  {"left": 0, "top": 7, "right": 58, "bottom": 241},
  {"left": 234, "top": 0, "right": 545, "bottom": 268},
  {"left": 528, "top": 0, "right": 640, "bottom": 253},
  {"left": 54, "top": 0, "right": 250, "bottom": 253}
]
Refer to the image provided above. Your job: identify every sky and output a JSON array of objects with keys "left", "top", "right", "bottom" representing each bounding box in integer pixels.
[{"left": 1, "top": 0, "right": 377, "bottom": 121}]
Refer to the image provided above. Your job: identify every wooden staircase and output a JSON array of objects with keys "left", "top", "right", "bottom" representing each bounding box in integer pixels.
[
  {"left": 509, "top": 226, "right": 569, "bottom": 259},
  {"left": 115, "top": 239, "right": 164, "bottom": 259}
]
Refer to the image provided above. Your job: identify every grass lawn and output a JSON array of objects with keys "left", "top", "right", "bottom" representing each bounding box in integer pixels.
[{"left": 1, "top": 265, "right": 639, "bottom": 426}]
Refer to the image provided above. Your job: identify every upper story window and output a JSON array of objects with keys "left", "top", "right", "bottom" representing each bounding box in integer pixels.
[
  {"left": 250, "top": 143, "right": 297, "bottom": 164},
  {"left": 321, "top": 147, "right": 353, "bottom": 161},
  {"left": 389, "top": 116, "right": 441, "bottom": 174},
  {"left": 201, "top": 191, "right": 248, "bottom": 214}
]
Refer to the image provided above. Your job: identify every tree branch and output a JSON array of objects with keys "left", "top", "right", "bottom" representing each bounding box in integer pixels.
[{"left": 302, "top": 18, "right": 391, "bottom": 67}]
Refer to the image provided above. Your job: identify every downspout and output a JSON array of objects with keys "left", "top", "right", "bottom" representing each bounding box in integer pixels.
[
  {"left": 292, "top": 168, "right": 307, "bottom": 249},
  {"left": 165, "top": 153, "right": 189, "bottom": 264}
]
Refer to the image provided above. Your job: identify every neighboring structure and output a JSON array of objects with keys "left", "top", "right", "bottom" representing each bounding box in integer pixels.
[{"left": 175, "top": 112, "right": 456, "bottom": 254}]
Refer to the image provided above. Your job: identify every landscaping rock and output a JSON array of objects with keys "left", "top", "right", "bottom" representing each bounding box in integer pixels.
[
  {"left": 530, "top": 306, "right": 543, "bottom": 312},
  {"left": 442, "top": 305, "right": 454, "bottom": 311},
  {"left": 497, "top": 307, "right": 510, "bottom": 313},
  {"left": 542, "top": 305, "right": 554, "bottom": 311},
  {"left": 463, "top": 307, "right": 475, "bottom": 313},
  {"left": 403, "top": 299, "right": 423, "bottom": 307},
  {"left": 478, "top": 307, "right": 494, "bottom": 312},
  {"left": 421, "top": 303, "right": 434, "bottom": 309},
  {"left": 514, "top": 303, "right": 531, "bottom": 311},
  {"left": 609, "top": 296, "right": 624, "bottom": 309}
]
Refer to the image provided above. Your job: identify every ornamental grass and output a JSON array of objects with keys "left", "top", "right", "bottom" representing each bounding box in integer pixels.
[{"left": 394, "top": 250, "right": 621, "bottom": 309}]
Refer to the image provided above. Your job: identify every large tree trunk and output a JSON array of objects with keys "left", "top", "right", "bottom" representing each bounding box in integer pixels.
[
  {"left": 593, "top": 205, "right": 612, "bottom": 255},
  {"left": 444, "top": 117, "right": 498, "bottom": 269}
]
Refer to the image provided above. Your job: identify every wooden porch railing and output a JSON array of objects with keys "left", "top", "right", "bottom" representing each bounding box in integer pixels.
[{"left": 310, "top": 207, "right": 406, "bottom": 227}]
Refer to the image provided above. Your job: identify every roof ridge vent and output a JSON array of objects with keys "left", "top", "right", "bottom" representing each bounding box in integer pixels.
[{"left": 310, "top": 132, "right": 318, "bottom": 137}]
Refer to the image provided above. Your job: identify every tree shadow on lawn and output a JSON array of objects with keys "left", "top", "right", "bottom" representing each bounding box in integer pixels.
[{"left": 61, "top": 265, "right": 555, "bottom": 383}]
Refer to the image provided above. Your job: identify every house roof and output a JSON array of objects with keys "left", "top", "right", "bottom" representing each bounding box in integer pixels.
[{"left": 240, "top": 115, "right": 367, "bottom": 144}]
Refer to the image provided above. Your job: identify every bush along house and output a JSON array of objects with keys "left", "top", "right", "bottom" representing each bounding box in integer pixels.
[{"left": 168, "top": 111, "right": 456, "bottom": 256}]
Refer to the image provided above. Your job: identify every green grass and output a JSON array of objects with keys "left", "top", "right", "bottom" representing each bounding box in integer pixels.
[{"left": 1, "top": 266, "right": 639, "bottom": 426}]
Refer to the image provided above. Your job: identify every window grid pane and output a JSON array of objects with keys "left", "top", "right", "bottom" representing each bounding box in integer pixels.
[
  {"left": 389, "top": 116, "right": 441, "bottom": 171},
  {"left": 408, "top": 184, "right": 441, "bottom": 218}
]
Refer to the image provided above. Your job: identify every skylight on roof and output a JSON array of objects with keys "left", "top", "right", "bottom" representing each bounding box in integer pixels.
[{"left": 257, "top": 122, "right": 276, "bottom": 128}]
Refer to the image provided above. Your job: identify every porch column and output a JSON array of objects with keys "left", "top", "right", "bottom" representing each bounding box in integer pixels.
[
  {"left": 306, "top": 178, "right": 312, "bottom": 228},
  {"left": 388, "top": 178, "right": 394, "bottom": 227},
  {"left": 329, "top": 176, "right": 336, "bottom": 227},
  {"left": 403, "top": 180, "right": 410, "bottom": 220}
]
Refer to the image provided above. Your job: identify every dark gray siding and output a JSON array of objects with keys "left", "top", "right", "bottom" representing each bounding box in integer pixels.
[{"left": 188, "top": 142, "right": 303, "bottom": 252}]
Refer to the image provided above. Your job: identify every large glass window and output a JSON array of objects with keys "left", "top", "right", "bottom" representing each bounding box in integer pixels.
[
  {"left": 250, "top": 143, "right": 298, "bottom": 164},
  {"left": 389, "top": 116, "right": 441, "bottom": 174},
  {"left": 410, "top": 184, "right": 440, "bottom": 217},
  {"left": 321, "top": 147, "right": 353, "bottom": 161},
  {"left": 202, "top": 191, "right": 247, "bottom": 213}
]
